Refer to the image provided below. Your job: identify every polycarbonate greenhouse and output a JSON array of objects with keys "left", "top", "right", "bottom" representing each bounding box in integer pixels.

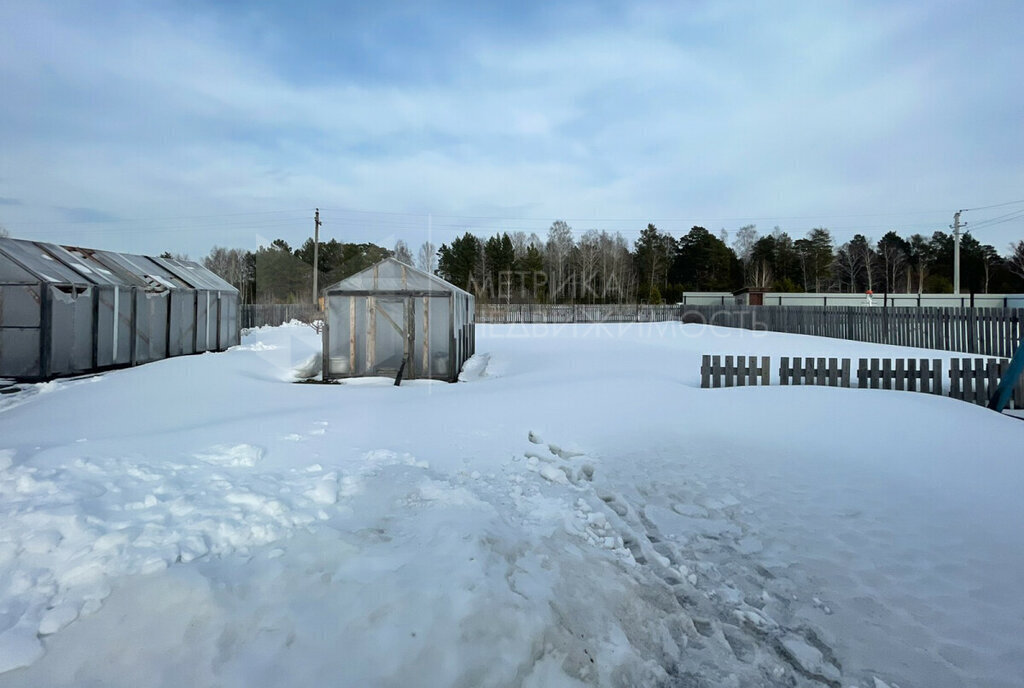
[
  {"left": 322, "top": 258, "right": 475, "bottom": 382},
  {"left": 0, "top": 237, "right": 239, "bottom": 381}
]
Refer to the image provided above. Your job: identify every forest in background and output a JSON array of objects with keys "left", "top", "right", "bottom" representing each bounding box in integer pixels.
[{"left": 196, "top": 221, "right": 1024, "bottom": 305}]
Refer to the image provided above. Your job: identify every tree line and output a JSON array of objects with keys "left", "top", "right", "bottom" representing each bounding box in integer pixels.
[
  {"left": 197, "top": 222, "right": 1024, "bottom": 304},
  {"left": 433, "top": 222, "right": 1024, "bottom": 303}
]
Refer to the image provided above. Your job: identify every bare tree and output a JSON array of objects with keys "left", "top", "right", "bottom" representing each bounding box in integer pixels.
[
  {"left": 393, "top": 240, "right": 413, "bottom": 265},
  {"left": 416, "top": 241, "right": 436, "bottom": 274},
  {"left": 545, "top": 220, "right": 574, "bottom": 302},
  {"left": 980, "top": 245, "right": 1001, "bottom": 293},
  {"left": 589, "top": 231, "right": 634, "bottom": 303},
  {"left": 576, "top": 230, "right": 602, "bottom": 303},
  {"left": 1008, "top": 241, "right": 1024, "bottom": 281},
  {"left": 732, "top": 224, "right": 758, "bottom": 266},
  {"left": 878, "top": 236, "right": 908, "bottom": 293},
  {"left": 509, "top": 231, "right": 528, "bottom": 260},
  {"left": 203, "top": 246, "right": 254, "bottom": 303},
  {"left": 749, "top": 260, "right": 773, "bottom": 289},
  {"left": 835, "top": 243, "right": 864, "bottom": 293}
]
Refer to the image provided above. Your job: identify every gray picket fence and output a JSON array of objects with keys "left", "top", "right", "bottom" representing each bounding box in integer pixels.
[
  {"left": 779, "top": 357, "right": 853, "bottom": 388},
  {"left": 241, "top": 304, "right": 322, "bottom": 329},
  {"left": 855, "top": 357, "right": 944, "bottom": 394},
  {"left": 700, "top": 354, "right": 1024, "bottom": 409},
  {"left": 475, "top": 303, "right": 1023, "bottom": 359},
  {"left": 699, "top": 355, "right": 770, "bottom": 388},
  {"left": 476, "top": 303, "right": 680, "bottom": 323}
]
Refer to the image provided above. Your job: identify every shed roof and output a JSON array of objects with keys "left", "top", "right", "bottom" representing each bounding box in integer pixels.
[
  {"left": 324, "top": 257, "right": 470, "bottom": 295},
  {"left": 0, "top": 237, "right": 238, "bottom": 294}
]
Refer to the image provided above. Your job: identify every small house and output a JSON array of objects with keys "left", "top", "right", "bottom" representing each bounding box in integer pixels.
[
  {"left": 733, "top": 287, "right": 768, "bottom": 306},
  {"left": 321, "top": 258, "right": 475, "bottom": 382}
]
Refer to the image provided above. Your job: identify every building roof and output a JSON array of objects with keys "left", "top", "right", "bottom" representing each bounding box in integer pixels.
[
  {"left": 0, "top": 237, "right": 238, "bottom": 293},
  {"left": 323, "top": 257, "right": 470, "bottom": 296}
]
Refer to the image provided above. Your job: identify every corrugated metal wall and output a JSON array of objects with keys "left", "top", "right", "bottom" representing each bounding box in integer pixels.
[{"left": 0, "top": 238, "right": 240, "bottom": 381}]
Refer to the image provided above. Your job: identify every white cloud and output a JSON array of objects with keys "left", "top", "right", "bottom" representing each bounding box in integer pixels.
[{"left": 0, "top": 0, "right": 1021, "bottom": 257}]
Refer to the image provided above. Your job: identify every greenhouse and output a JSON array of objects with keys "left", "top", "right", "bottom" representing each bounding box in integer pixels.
[
  {"left": 322, "top": 258, "right": 475, "bottom": 382},
  {"left": 0, "top": 237, "right": 239, "bottom": 381}
]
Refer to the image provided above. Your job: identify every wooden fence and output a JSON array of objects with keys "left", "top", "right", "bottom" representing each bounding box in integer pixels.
[
  {"left": 241, "top": 302, "right": 1023, "bottom": 359},
  {"left": 476, "top": 303, "right": 681, "bottom": 323},
  {"left": 721, "top": 305, "right": 1023, "bottom": 359},
  {"left": 699, "top": 355, "right": 770, "bottom": 388},
  {"left": 475, "top": 303, "right": 1023, "bottom": 358},
  {"left": 699, "top": 354, "right": 1024, "bottom": 408},
  {"left": 241, "top": 304, "right": 322, "bottom": 329},
  {"left": 779, "top": 356, "right": 853, "bottom": 387},
  {"left": 856, "top": 357, "right": 944, "bottom": 393}
]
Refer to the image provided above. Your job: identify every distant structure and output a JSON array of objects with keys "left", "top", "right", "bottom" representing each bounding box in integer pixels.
[
  {"left": 321, "top": 257, "right": 475, "bottom": 383},
  {"left": 0, "top": 237, "right": 239, "bottom": 381}
]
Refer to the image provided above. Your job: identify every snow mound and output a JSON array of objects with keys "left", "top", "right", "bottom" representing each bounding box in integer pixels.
[
  {"left": 290, "top": 353, "right": 322, "bottom": 380},
  {"left": 458, "top": 352, "right": 491, "bottom": 381},
  {"left": 0, "top": 449, "right": 344, "bottom": 670}
]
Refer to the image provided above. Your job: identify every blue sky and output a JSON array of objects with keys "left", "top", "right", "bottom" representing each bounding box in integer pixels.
[{"left": 1, "top": 0, "right": 1023, "bottom": 259}]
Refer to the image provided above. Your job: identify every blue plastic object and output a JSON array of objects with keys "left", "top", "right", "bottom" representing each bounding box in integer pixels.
[{"left": 988, "top": 339, "right": 1024, "bottom": 412}]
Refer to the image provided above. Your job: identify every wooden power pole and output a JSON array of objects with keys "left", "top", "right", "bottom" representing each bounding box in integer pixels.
[
  {"left": 952, "top": 210, "right": 962, "bottom": 296},
  {"left": 311, "top": 207, "right": 319, "bottom": 307}
]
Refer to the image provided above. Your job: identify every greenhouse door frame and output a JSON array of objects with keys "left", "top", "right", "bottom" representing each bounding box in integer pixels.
[
  {"left": 323, "top": 288, "right": 455, "bottom": 382},
  {"left": 367, "top": 294, "right": 414, "bottom": 376}
]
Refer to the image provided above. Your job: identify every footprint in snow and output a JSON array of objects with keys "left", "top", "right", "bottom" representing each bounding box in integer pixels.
[{"left": 521, "top": 431, "right": 595, "bottom": 486}]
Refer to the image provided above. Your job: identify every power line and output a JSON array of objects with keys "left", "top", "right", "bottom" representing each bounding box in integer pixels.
[
  {"left": 317, "top": 206, "right": 953, "bottom": 224},
  {"left": 962, "top": 198, "right": 1024, "bottom": 212},
  {"left": 965, "top": 208, "right": 1024, "bottom": 231},
  {"left": 10, "top": 195, "right": 1024, "bottom": 230}
]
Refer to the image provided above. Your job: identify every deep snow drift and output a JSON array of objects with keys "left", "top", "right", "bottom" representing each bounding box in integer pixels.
[{"left": 1, "top": 321, "right": 1022, "bottom": 687}]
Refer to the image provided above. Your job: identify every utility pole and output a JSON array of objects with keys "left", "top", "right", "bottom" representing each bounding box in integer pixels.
[
  {"left": 952, "top": 210, "right": 961, "bottom": 295},
  {"left": 311, "top": 207, "right": 319, "bottom": 307}
]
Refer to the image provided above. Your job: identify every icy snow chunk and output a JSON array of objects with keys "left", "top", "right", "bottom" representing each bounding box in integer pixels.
[
  {"left": 290, "top": 353, "right": 320, "bottom": 379},
  {"left": 778, "top": 634, "right": 840, "bottom": 683},
  {"left": 458, "top": 352, "right": 490, "bottom": 381},
  {"left": 194, "top": 444, "right": 263, "bottom": 467},
  {"left": 362, "top": 449, "right": 427, "bottom": 470},
  {"left": 732, "top": 608, "right": 775, "bottom": 631},
  {"left": 415, "top": 479, "right": 483, "bottom": 507},
  {"left": 538, "top": 465, "right": 569, "bottom": 484},
  {"left": 38, "top": 603, "right": 80, "bottom": 635},
  {"left": 35, "top": 381, "right": 59, "bottom": 394},
  {"left": 338, "top": 475, "right": 363, "bottom": 497},
  {"left": 306, "top": 474, "right": 338, "bottom": 505}
]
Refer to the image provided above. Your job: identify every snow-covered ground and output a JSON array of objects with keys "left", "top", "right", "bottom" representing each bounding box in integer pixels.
[{"left": 1, "top": 321, "right": 1022, "bottom": 688}]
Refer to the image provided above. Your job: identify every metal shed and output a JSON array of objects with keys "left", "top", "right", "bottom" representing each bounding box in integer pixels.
[
  {"left": 322, "top": 258, "right": 475, "bottom": 382},
  {"left": 0, "top": 237, "right": 240, "bottom": 381}
]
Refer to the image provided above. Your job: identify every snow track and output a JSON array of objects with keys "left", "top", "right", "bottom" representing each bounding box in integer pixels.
[{"left": 505, "top": 429, "right": 920, "bottom": 687}]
